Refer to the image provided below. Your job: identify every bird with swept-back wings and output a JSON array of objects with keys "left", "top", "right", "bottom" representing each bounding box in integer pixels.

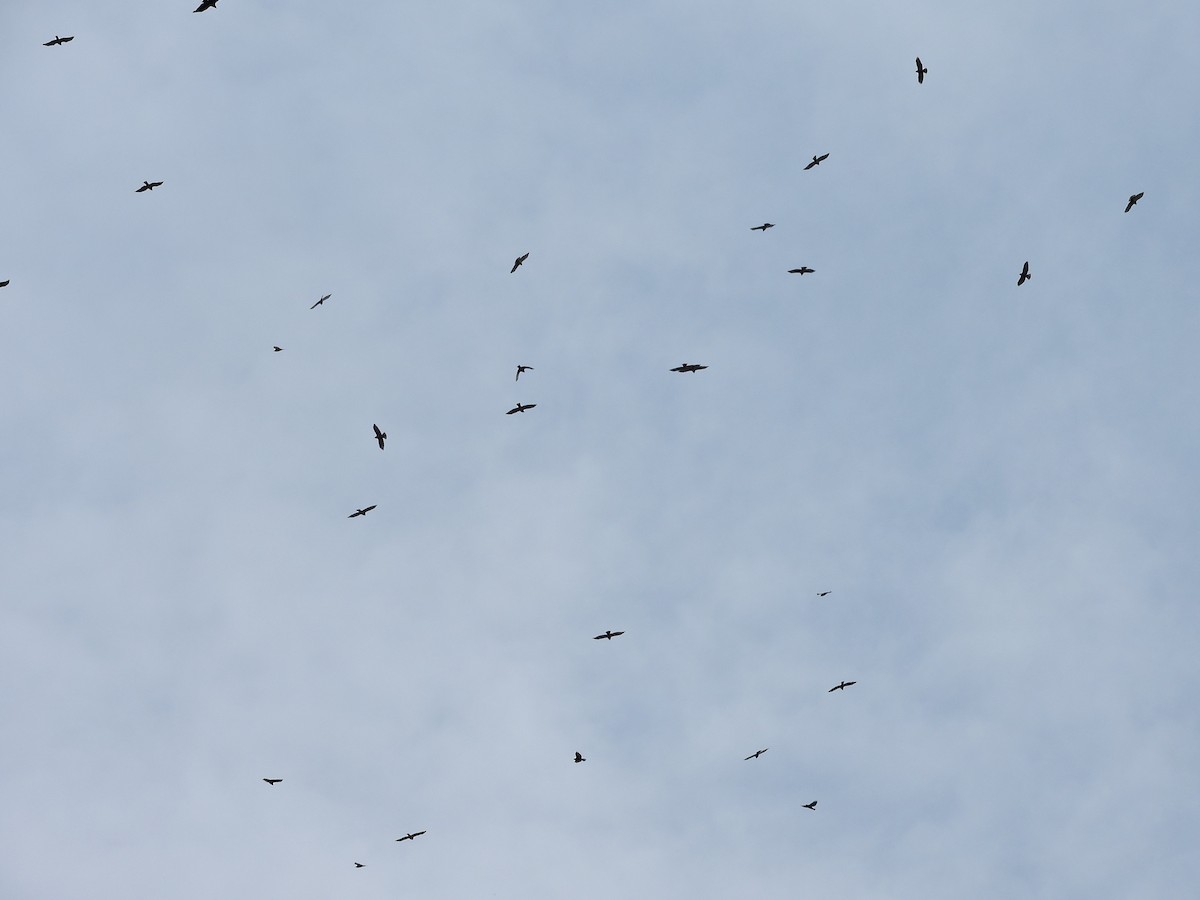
[
  {"left": 262, "top": 778, "right": 282, "bottom": 785},
  {"left": 788, "top": 267, "right": 815, "bottom": 275},
  {"left": 348, "top": 505, "right": 377, "bottom": 518},
  {"left": 751, "top": 223, "right": 775, "bottom": 231},
  {"left": 272, "top": 346, "right": 283, "bottom": 352},
  {"left": 1125, "top": 192, "right": 1144, "bottom": 213},
  {"left": 804, "top": 153, "right": 830, "bottom": 170},
  {"left": 744, "top": 748, "right": 768, "bottom": 760},
  {"left": 310, "top": 293, "right": 331, "bottom": 308},
  {"left": 828, "top": 680, "right": 856, "bottom": 692},
  {"left": 915, "top": 57, "right": 927, "bottom": 84},
  {"left": 1017, "top": 261, "right": 1031, "bottom": 286},
  {"left": 510, "top": 252, "right": 529, "bottom": 273},
  {"left": 44, "top": 35, "right": 75, "bottom": 46},
  {"left": 802, "top": 800, "right": 817, "bottom": 810},
  {"left": 516, "top": 365, "right": 533, "bottom": 381},
  {"left": 194, "top": 0, "right": 219, "bottom": 11},
  {"left": 506, "top": 402, "right": 536, "bottom": 415},
  {"left": 395, "top": 831, "right": 426, "bottom": 842},
  {"left": 574, "top": 751, "right": 586, "bottom": 763},
  {"left": 593, "top": 630, "right": 624, "bottom": 640},
  {"left": 135, "top": 181, "right": 163, "bottom": 192},
  {"left": 372, "top": 424, "right": 387, "bottom": 450}
]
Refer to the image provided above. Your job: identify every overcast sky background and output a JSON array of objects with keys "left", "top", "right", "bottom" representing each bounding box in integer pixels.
[{"left": 2, "top": 1, "right": 1198, "bottom": 898}]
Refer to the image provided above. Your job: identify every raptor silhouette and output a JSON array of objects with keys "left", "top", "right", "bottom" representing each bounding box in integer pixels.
[
  {"left": 828, "top": 681, "right": 857, "bottom": 692},
  {"left": 506, "top": 403, "right": 536, "bottom": 414},
  {"left": 348, "top": 505, "right": 377, "bottom": 518},
  {"left": 593, "top": 630, "right": 624, "bottom": 640},
  {"left": 745, "top": 749, "right": 768, "bottom": 760},
  {"left": 1125, "top": 192, "right": 1144, "bottom": 213},
  {"left": 670, "top": 363, "right": 707, "bottom": 373},
  {"left": 510, "top": 252, "right": 529, "bottom": 273},
  {"left": 43, "top": 36, "right": 74, "bottom": 46},
  {"left": 372, "top": 424, "right": 386, "bottom": 450},
  {"left": 135, "top": 181, "right": 163, "bottom": 192},
  {"left": 1017, "top": 261, "right": 1031, "bottom": 286},
  {"left": 804, "top": 153, "right": 830, "bottom": 170},
  {"left": 915, "top": 57, "right": 927, "bottom": 84}
]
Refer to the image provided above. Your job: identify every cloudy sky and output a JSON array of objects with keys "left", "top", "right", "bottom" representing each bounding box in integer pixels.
[{"left": 2, "top": 1, "right": 1198, "bottom": 897}]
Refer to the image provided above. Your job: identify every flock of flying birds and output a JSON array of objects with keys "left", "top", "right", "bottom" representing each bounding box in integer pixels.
[{"left": 17, "top": 21, "right": 1156, "bottom": 878}]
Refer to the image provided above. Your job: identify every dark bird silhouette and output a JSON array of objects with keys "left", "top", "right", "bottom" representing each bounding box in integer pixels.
[
  {"left": 802, "top": 801, "right": 818, "bottom": 810},
  {"left": 744, "top": 748, "right": 768, "bottom": 760},
  {"left": 510, "top": 252, "right": 529, "bottom": 273},
  {"left": 828, "top": 681, "right": 857, "bottom": 692},
  {"left": 506, "top": 402, "right": 536, "bottom": 414},
  {"left": 262, "top": 778, "right": 282, "bottom": 785},
  {"left": 0, "top": 280, "right": 9, "bottom": 288},
  {"left": 670, "top": 363, "right": 708, "bottom": 373},
  {"left": 372, "top": 424, "right": 387, "bottom": 450},
  {"left": 788, "top": 267, "right": 815, "bottom": 275},
  {"left": 395, "top": 831, "right": 426, "bottom": 842},
  {"left": 916, "top": 57, "right": 927, "bottom": 84},
  {"left": 817, "top": 591, "right": 831, "bottom": 597},
  {"left": 1125, "top": 192, "right": 1144, "bottom": 213},
  {"left": 516, "top": 365, "right": 533, "bottom": 381},
  {"left": 44, "top": 36, "right": 75, "bottom": 46},
  {"left": 273, "top": 346, "right": 283, "bottom": 352},
  {"left": 1017, "top": 261, "right": 1031, "bottom": 286},
  {"left": 194, "top": 0, "right": 219, "bottom": 11},
  {"left": 348, "top": 505, "right": 377, "bottom": 518},
  {"left": 593, "top": 630, "right": 624, "bottom": 640},
  {"left": 804, "top": 153, "right": 830, "bottom": 170},
  {"left": 574, "top": 752, "right": 586, "bottom": 763},
  {"left": 135, "top": 181, "right": 163, "bottom": 192},
  {"left": 354, "top": 863, "right": 365, "bottom": 868},
  {"left": 310, "top": 293, "right": 331, "bottom": 309},
  {"left": 751, "top": 223, "right": 775, "bottom": 231}
]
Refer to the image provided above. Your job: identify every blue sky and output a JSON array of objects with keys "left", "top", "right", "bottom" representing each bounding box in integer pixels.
[{"left": 2, "top": 1, "right": 1198, "bottom": 898}]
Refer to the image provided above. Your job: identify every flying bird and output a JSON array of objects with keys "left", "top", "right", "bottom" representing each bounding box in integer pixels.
[
  {"left": 506, "top": 403, "right": 536, "bottom": 414},
  {"left": 515, "top": 365, "right": 533, "bottom": 381},
  {"left": 348, "top": 505, "right": 377, "bottom": 518},
  {"left": 310, "top": 293, "right": 331, "bottom": 308},
  {"left": 1125, "top": 192, "right": 1144, "bottom": 213},
  {"left": 751, "top": 223, "right": 775, "bottom": 231},
  {"left": 395, "top": 831, "right": 426, "bottom": 842},
  {"left": 262, "top": 778, "right": 282, "bottom": 785},
  {"left": 135, "top": 181, "right": 163, "bottom": 192},
  {"left": 593, "top": 630, "right": 624, "bottom": 640},
  {"left": 817, "top": 591, "right": 831, "bottom": 597},
  {"left": 828, "top": 681, "right": 857, "bottom": 692},
  {"left": 744, "top": 749, "right": 768, "bottom": 760},
  {"left": 43, "top": 35, "right": 75, "bottom": 46},
  {"left": 272, "top": 346, "right": 283, "bottom": 352},
  {"left": 802, "top": 801, "right": 818, "bottom": 810},
  {"left": 915, "top": 57, "right": 927, "bottom": 84},
  {"left": 372, "top": 424, "right": 386, "bottom": 450},
  {"left": 670, "top": 363, "right": 708, "bottom": 373},
  {"left": 510, "top": 252, "right": 529, "bottom": 273},
  {"left": 804, "top": 153, "right": 830, "bottom": 170},
  {"left": 1017, "top": 261, "right": 1031, "bottom": 286},
  {"left": 0, "top": 280, "right": 9, "bottom": 288},
  {"left": 354, "top": 863, "right": 365, "bottom": 868},
  {"left": 574, "top": 752, "right": 586, "bottom": 763},
  {"left": 194, "top": 0, "right": 219, "bottom": 11},
  {"left": 788, "top": 267, "right": 815, "bottom": 275}
]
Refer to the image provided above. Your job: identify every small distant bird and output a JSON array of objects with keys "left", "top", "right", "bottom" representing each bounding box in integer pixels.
[
  {"left": 510, "top": 252, "right": 529, "bottom": 273},
  {"left": 1017, "top": 261, "right": 1031, "bottom": 286},
  {"left": 515, "top": 365, "right": 533, "bottom": 381},
  {"left": 44, "top": 36, "right": 74, "bottom": 46},
  {"left": 802, "top": 801, "right": 818, "bottom": 810},
  {"left": 0, "top": 280, "right": 9, "bottom": 288},
  {"left": 751, "top": 223, "right": 775, "bottom": 231},
  {"left": 348, "top": 505, "right": 377, "bottom": 518},
  {"left": 395, "top": 831, "right": 426, "bottom": 842},
  {"left": 817, "top": 591, "right": 831, "bottom": 597},
  {"left": 272, "top": 346, "right": 283, "bottom": 352},
  {"left": 670, "top": 363, "right": 708, "bottom": 373},
  {"left": 574, "top": 752, "right": 586, "bottom": 763},
  {"left": 593, "top": 630, "right": 624, "bottom": 640},
  {"left": 194, "top": 0, "right": 219, "bottom": 11},
  {"left": 744, "top": 748, "right": 768, "bottom": 760},
  {"left": 788, "top": 267, "right": 815, "bottom": 275},
  {"left": 262, "top": 778, "right": 282, "bottom": 785},
  {"left": 1125, "top": 192, "right": 1144, "bottom": 213},
  {"left": 506, "top": 402, "right": 536, "bottom": 415},
  {"left": 915, "top": 57, "right": 927, "bottom": 84},
  {"left": 804, "top": 153, "right": 830, "bottom": 170},
  {"left": 310, "top": 293, "right": 331, "bottom": 309},
  {"left": 372, "top": 424, "right": 387, "bottom": 450},
  {"left": 828, "top": 681, "right": 857, "bottom": 692},
  {"left": 354, "top": 863, "right": 365, "bottom": 868},
  {"left": 135, "top": 181, "right": 163, "bottom": 192}
]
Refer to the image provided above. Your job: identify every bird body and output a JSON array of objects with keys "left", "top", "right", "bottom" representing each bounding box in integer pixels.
[
  {"left": 44, "top": 36, "right": 75, "bottom": 46},
  {"left": 516, "top": 365, "right": 533, "bottom": 381},
  {"left": 670, "top": 363, "right": 708, "bottom": 373},
  {"left": 593, "top": 630, "right": 625, "bottom": 640},
  {"left": 804, "top": 153, "right": 830, "bottom": 170},
  {"left": 0, "top": 280, "right": 9, "bottom": 288},
  {"left": 745, "top": 748, "right": 768, "bottom": 760},
  {"left": 506, "top": 403, "right": 536, "bottom": 414},
  {"left": 788, "top": 267, "right": 815, "bottom": 275},
  {"left": 395, "top": 831, "right": 426, "bottom": 842},
  {"left": 1017, "top": 261, "right": 1031, "bottom": 286},
  {"left": 348, "top": 505, "right": 377, "bottom": 518},
  {"left": 194, "top": 0, "right": 219, "bottom": 11},
  {"left": 373, "top": 424, "right": 387, "bottom": 450},
  {"left": 354, "top": 863, "right": 365, "bottom": 868},
  {"left": 1125, "top": 192, "right": 1144, "bottom": 213},
  {"left": 311, "top": 293, "right": 331, "bottom": 308},
  {"left": 915, "top": 57, "right": 927, "bottom": 83},
  {"left": 510, "top": 252, "right": 529, "bottom": 273},
  {"left": 751, "top": 223, "right": 775, "bottom": 231},
  {"left": 273, "top": 346, "right": 283, "bottom": 352},
  {"left": 262, "top": 778, "right": 282, "bottom": 785},
  {"left": 802, "top": 801, "right": 818, "bottom": 810},
  {"left": 135, "top": 181, "right": 163, "bottom": 192},
  {"left": 828, "top": 680, "right": 857, "bottom": 692},
  {"left": 574, "top": 752, "right": 586, "bottom": 763}
]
